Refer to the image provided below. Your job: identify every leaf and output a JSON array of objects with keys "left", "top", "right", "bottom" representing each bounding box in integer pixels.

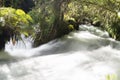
[
  {"left": 117, "top": 12, "right": 120, "bottom": 19},
  {"left": 22, "top": 32, "right": 29, "bottom": 37},
  {"left": 15, "top": 9, "right": 25, "bottom": 16}
]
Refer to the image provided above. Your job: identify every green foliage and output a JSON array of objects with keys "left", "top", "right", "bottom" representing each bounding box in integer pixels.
[
  {"left": 0, "top": 7, "right": 34, "bottom": 42},
  {"left": 31, "top": 0, "right": 120, "bottom": 46},
  {"left": 64, "top": 0, "right": 120, "bottom": 40},
  {"left": 107, "top": 18, "right": 120, "bottom": 40},
  {"left": 29, "top": 0, "right": 56, "bottom": 46},
  {"left": 29, "top": 5, "right": 55, "bottom": 40},
  {"left": 68, "top": 24, "right": 74, "bottom": 30},
  {"left": 0, "top": 8, "right": 33, "bottom": 26},
  {"left": 30, "top": 0, "right": 71, "bottom": 47},
  {"left": 106, "top": 74, "right": 117, "bottom": 80}
]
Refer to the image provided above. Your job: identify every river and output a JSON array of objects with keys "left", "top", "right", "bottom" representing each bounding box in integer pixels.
[{"left": 0, "top": 25, "right": 120, "bottom": 80}]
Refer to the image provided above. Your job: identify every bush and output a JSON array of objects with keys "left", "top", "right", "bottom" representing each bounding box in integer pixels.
[
  {"left": 0, "top": 7, "right": 34, "bottom": 49},
  {"left": 0, "top": 7, "right": 33, "bottom": 36}
]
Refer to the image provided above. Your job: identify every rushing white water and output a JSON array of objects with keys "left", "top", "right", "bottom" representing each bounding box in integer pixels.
[{"left": 1, "top": 25, "right": 120, "bottom": 80}]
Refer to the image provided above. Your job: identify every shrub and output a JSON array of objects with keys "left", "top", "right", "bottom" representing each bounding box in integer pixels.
[{"left": 0, "top": 7, "right": 34, "bottom": 49}]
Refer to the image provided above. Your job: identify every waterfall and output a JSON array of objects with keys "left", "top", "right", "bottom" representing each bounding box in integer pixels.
[{"left": 0, "top": 25, "right": 120, "bottom": 80}]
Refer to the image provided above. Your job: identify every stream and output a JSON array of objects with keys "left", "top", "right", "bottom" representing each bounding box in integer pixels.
[{"left": 0, "top": 25, "right": 120, "bottom": 80}]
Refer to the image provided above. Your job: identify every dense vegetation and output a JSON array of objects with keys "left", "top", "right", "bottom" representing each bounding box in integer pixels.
[
  {"left": 66, "top": 0, "right": 120, "bottom": 40},
  {"left": 0, "top": 7, "right": 33, "bottom": 50},
  {"left": 1, "top": 0, "right": 120, "bottom": 49},
  {"left": 30, "top": 0, "right": 120, "bottom": 47},
  {"left": 29, "top": 0, "right": 75, "bottom": 47}
]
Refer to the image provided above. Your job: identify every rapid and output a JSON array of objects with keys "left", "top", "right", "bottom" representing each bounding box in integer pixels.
[{"left": 0, "top": 25, "right": 120, "bottom": 80}]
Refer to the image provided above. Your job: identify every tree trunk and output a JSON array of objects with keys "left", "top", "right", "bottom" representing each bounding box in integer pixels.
[{"left": 52, "top": 0, "right": 68, "bottom": 38}]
